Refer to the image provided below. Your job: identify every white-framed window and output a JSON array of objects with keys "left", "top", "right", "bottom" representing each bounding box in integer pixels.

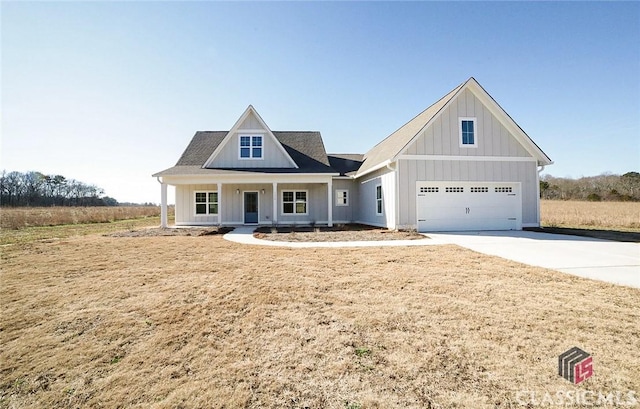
[
  {"left": 335, "top": 189, "right": 349, "bottom": 206},
  {"left": 195, "top": 192, "right": 218, "bottom": 215},
  {"left": 282, "top": 190, "right": 307, "bottom": 215},
  {"left": 239, "top": 135, "right": 263, "bottom": 159},
  {"left": 459, "top": 117, "right": 477, "bottom": 147},
  {"left": 375, "top": 185, "right": 383, "bottom": 215}
]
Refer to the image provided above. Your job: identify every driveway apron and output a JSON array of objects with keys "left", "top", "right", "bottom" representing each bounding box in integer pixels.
[{"left": 426, "top": 231, "right": 640, "bottom": 288}]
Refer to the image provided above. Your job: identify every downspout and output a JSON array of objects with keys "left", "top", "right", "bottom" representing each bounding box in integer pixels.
[{"left": 387, "top": 161, "right": 399, "bottom": 230}]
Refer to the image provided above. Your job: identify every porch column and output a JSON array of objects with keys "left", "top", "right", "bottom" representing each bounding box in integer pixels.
[
  {"left": 272, "top": 182, "right": 278, "bottom": 225},
  {"left": 327, "top": 179, "right": 333, "bottom": 227},
  {"left": 217, "top": 183, "right": 222, "bottom": 226},
  {"left": 160, "top": 182, "right": 168, "bottom": 228}
]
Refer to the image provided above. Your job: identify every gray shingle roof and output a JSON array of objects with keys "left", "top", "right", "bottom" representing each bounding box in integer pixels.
[
  {"left": 328, "top": 154, "right": 364, "bottom": 176},
  {"left": 154, "top": 131, "right": 337, "bottom": 177},
  {"left": 274, "top": 131, "right": 333, "bottom": 171},
  {"left": 175, "top": 131, "right": 227, "bottom": 166},
  {"left": 155, "top": 78, "right": 552, "bottom": 179}
]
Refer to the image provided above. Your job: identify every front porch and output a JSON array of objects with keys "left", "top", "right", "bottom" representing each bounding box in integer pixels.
[{"left": 159, "top": 179, "right": 334, "bottom": 228}]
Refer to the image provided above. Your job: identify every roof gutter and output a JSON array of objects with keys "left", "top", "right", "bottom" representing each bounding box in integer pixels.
[{"left": 354, "top": 159, "right": 391, "bottom": 179}]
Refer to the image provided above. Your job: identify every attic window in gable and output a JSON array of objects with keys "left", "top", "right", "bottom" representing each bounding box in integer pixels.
[
  {"left": 239, "top": 135, "right": 263, "bottom": 159},
  {"left": 459, "top": 118, "right": 477, "bottom": 147}
]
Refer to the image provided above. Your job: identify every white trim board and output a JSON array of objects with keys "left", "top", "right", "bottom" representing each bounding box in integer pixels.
[
  {"left": 162, "top": 174, "right": 337, "bottom": 185},
  {"left": 397, "top": 155, "right": 536, "bottom": 162},
  {"left": 360, "top": 175, "right": 383, "bottom": 185}
]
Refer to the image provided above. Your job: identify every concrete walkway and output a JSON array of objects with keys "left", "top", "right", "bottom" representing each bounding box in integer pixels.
[
  {"left": 223, "top": 227, "right": 443, "bottom": 248},
  {"left": 223, "top": 227, "right": 640, "bottom": 288}
]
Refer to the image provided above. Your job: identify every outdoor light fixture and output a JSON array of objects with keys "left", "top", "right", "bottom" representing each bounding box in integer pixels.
[
  {"left": 235, "top": 189, "right": 240, "bottom": 195},
  {"left": 261, "top": 189, "right": 265, "bottom": 195}
]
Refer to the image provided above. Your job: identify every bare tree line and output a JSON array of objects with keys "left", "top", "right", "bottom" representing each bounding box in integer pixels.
[
  {"left": 2, "top": 170, "right": 638, "bottom": 207},
  {"left": 0, "top": 170, "right": 118, "bottom": 207},
  {"left": 540, "top": 172, "right": 640, "bottom": 201}
]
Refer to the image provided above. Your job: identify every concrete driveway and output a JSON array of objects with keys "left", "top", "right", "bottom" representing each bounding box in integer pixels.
[{"left": 426, "top": 231, "right": 640, "bottom": 288}]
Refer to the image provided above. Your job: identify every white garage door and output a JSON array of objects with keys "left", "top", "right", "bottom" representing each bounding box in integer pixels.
[{"left": 417, "top": 182, "right": 521, "bottom": 232}]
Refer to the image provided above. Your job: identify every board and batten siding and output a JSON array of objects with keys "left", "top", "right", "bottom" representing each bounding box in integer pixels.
[
  {"left": 393, "top": 86, "right": 540, "bottom": 228},
  {"left": 220, "top": 184, "right": 275, "bottom": 225},
  {"left": 209, "top": 113, "right": 295, "bottom": 169},
  {"left": 331, "top": 178, "right": 359, "bottom": 223},
  {"left": 276, "top": 183, "right": 328, "bottom": 225},
  {"left": 174, "top": 184, "right": 220, "bottom": 225},
  {"left": 396, "top": 159, "right": 538, "bottom": 228},
  {"left": 174, "top": 182, "right": 333, "bottom": 225},
  {"left": 357, "top": 168, "right": 397, "bottom": 229},
  {"left": 403, "top": 88, "right": 531, "bottom": 158},
  {"left": 176, "top": 183, "right": 276, "bottom": 225}
]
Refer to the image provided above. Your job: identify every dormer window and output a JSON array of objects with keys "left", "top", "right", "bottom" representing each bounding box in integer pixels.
[
  {"left": 459, "top": 118, "right": 477, "bottom": 147},
  {"left": 239, "top": 135, "right": 263, "bottom": 159}
]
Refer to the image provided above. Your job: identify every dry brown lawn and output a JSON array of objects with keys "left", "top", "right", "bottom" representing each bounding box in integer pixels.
[
  {"left": 541, "top": 200, "right": 640, "bottom": 231},
  {"left": 1, "top": 231, "right": 639, "bottom": 408}
]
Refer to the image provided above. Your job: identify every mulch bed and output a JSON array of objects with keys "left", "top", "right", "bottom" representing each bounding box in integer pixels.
[
  {"left": 107, "top": 227, "right": 234, "bottom": 237},
  {"left": 108, "top": 224, "right": 426, "bottom": 242},
  {"left": 254, "top": 224, "right": 426, "bottom": 242}
]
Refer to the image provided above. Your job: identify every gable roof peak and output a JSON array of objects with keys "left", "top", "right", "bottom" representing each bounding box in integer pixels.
[
  {"left": 201, "top": 105, "right": 299, "bottom": 169},
  {"left": 355, "top": 80, "right": 465, "bottom": 176},
  {"left": 355, "top": 77, "right": 552, "bottom": 178}
]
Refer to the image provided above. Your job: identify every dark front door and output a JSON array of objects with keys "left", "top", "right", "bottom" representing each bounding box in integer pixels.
[{"left": 244, "top": 192, "right": 258, "bottom": 224}]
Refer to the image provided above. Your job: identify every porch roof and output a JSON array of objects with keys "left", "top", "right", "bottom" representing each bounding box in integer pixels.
[{"left": 153, "top": 165, "right": 338, "bottom": 177}]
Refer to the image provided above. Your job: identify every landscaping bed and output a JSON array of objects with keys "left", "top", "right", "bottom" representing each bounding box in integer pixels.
[
  {"left": 254, "top": 224, "right": 425, "bottom": 242},
  {"left": 107, "top": 226, "right": 233, "bottom": 237}
]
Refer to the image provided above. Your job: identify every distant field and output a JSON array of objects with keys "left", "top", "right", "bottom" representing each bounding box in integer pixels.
[
  {"left": 0, "top": 206, "right": 164, "bottom": 230},
  {"left": 541, "top": 200, "right": 640, "bottom": 231}
]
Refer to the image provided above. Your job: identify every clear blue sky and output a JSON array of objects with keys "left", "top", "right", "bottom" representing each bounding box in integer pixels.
[{"left": 2, "top": 1, "right": 639, "bottom": 204}]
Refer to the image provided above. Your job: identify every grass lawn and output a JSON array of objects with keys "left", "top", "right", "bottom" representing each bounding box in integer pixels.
[
  {"left": 540, "top": 200, "right": 640, "bottom": 232},
  {"left": 1, "top": 229, "right": 638, "bottom": 408}
]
